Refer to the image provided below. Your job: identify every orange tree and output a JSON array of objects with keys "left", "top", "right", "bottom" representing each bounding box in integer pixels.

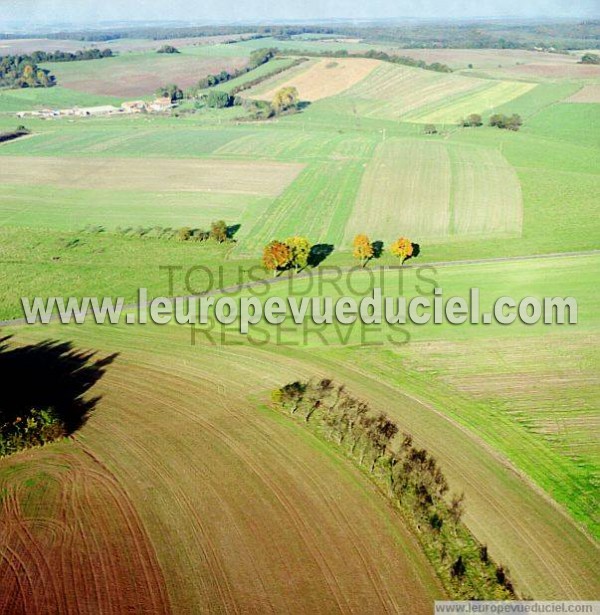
[
  {"left": 263, "top": 240, "right": 292, "bottom": 275},
  {"left": 390, "top": 237, "right": 414, "bottom": 265},
  {"left": 353, "top": 234, "right": 374, "bottom": 267}
]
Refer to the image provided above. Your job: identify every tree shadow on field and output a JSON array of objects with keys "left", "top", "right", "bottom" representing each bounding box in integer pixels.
[
  {"left": 0, "top": 335, "right": 118, "bottom": 434},
  {"left": 226, "top": 224, "right": 241, "bottom": 240},
  {"left": 307, "top": 243, "right": 334, "bottom": 268},
  {"left": 371, "top": 240, "right": 384, "bottom": 260},
  {"left": 403, "top": 242, "right": 421, "bottom": 265}
]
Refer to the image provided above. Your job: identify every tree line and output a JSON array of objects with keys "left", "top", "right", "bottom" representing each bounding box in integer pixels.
[
  {"left": 0, "top": 55, "right": 55, "bottom": 88},
  {"left": 283, "top": 47, "right": 453, "bottom": 73},
  {"left": 272, "top": 378, "right": 518, "bottom": 600},
  {"left": 158, "top": 48, "right": 281, "bottom": 107},
  {"left": 105, "top": 220, "right": 236, "bottom": 243},
  {"left": 25, "top": 48, "right": 114, "bottom": 63},
  {"left": 262, "top": 233, "right": 420, "bottom": 276},
  {"left": 10, "top": 22, "right": 598, "bottom": 51},
  {"left": 458, "top": 112, "right": 523, "bottom": 131}
]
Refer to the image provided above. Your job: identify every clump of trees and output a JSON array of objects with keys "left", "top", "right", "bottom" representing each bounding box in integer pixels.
[
  {"left": 0, "top": 407, "right": 64, "bottom": 458},
  {"left": 489, "top": 113, "right": 523, "bottom": 131},
  {"left": 580, "top": 52, "right": 600, "bottom": 64},
  {"left": 156, "top": 83, "right": 184, "bottom": 102},
  {"left": 206, "top": 90, "right": 233, "bottom": 108},
  {"left": 196, "top": 48, "right": 277, "bottom": 91},
  {"left": 461, "top": 113, "right": 483, "bottom": 127},
  {"left": 263, "top": 236, "right": 311, "bottom": 275},
  {"left": 272, "top": 86, "right": 299, "bottom": 114},
  {"left": 0, "top": 55, "right": 55, "bottom": 88},
  {"left": 271, "top": 378, "right": 519, "bottom": 600},
  {"left": 157, "top": 45, "right": 179, "bottom": 54},
  {"left": 423, "top": 124, "right": 437, "bottom": 135}
]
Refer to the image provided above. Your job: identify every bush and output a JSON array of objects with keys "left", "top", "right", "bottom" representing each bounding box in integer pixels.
[
  {"left": 206, "top": 90, "right": 232, "bottom": 108},
  {"left": 157, "top": 45, "right": 179, "bottom": 54},
  {"left": 177, "top": 227, "right": 192, "bottom": 241},
  {"left": 0, "top": 407, "right": 65, "bottom": 458},
  {"left": 461, "top": 113, "right": 482, "bottom": 127},
  {"left": 580, "top": 52, "right": 600, "bottom": 65},
  {"left": 489, "top": 113, "right": 522, "bottom": 131}
]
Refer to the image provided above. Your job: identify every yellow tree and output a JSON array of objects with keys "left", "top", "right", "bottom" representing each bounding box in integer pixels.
[
  {"left": 263, "top": 240, "right": 292, "bottom": 275},
  {"left": 285, "top": 236, "right": 311, "bottom": 271},
  {"left": 272, "top": 87, "right": 299, "bottom": 114},
  {"left": 390, "top": 237, "right": 414, "bottom": 265},
  {"left": 353, "top": 234, "right": 374, "bottom": 267}
]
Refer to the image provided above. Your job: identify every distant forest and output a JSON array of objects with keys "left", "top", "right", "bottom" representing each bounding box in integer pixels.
[
  {"left": 2, "top": 20, "right": 599, "bottom": 50},
  {"left": 0, "top": 55, "right": 55, "bottom": 88}
]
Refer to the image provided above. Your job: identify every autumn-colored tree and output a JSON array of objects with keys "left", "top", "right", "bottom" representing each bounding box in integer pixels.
[
  {"left": 210, "top": 220, "right": 228, "bottom": 243},
  {"left": 272, "top": 86, "right": 299, "bottom": 114},
  {"left": 352, "top": 234, "right": 374, "bottom": 267},
  {"left": 390, "top": 237, "right": 414, "bottom": 264},
  {"left": 263, "top": 240, "right": 292, "bottom": 275},
  {"left": 285, "top": 236, "right": 311, "bottom": 271}
]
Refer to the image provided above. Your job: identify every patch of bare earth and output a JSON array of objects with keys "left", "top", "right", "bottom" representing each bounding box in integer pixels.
[
  {"left": 566, "top": 84, "right": 600, "bottom": 103},
  {"left": 258, "top": 57, "right": 380, "bottom": 101},
  {"left": 0, "top": 443, "right": 170, "bottom": 615},
  {"left": 1, "top": 156, "right": 304, "bottom": 197}
]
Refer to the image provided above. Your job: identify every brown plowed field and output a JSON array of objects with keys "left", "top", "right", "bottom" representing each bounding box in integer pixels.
[
  {"left": 0, "top": 329, "right": 444, "bottom": 613},
  {"left": 0, "top": 443, "right": 169, "bottom": 614}
]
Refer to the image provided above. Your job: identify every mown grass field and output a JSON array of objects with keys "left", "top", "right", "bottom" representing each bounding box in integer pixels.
[{"left": 0, "top": 39, "right": 599, "bottom": 609}]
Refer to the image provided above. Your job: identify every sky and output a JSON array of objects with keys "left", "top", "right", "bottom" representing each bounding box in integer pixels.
[{"left": 2, "top": 0, "right": 598, "bottom": 26}]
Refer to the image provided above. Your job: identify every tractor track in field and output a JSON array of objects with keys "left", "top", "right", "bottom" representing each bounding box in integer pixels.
[{"left": 1, "top": 249, "right": 598, "bottom": 328}]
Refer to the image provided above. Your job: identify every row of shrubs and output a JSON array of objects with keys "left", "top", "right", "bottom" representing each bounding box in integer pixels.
[
  {"left": 272, "top": 378, "right": 518, "bottom": 600},
  {"left": 82, "top": 220, "right": 233, "bottom": 243}
]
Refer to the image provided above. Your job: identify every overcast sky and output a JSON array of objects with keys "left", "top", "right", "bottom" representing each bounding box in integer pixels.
[{"left": 2, "top": 0, "right": 598, "bottom": 26}]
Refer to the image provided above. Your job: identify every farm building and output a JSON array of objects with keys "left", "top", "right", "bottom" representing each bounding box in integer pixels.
[
  {"left": 74, "top": 105, "right": 119, "bottom": 117},
  {"left": 147, "top": 96, "right": 173, "bottom": 112},
  {"left": 121, "top": 100, "right": 147, "bottom": 113}
]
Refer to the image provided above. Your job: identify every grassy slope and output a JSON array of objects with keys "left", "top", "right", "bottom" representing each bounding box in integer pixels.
[
  {"left": 0, "top": 86, "right": 123, "bottom": 113},
  {"left": 219, "top": 256, "right": 599, "bottom": 536}
]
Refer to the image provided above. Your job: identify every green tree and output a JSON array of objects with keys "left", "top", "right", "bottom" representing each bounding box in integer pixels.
[
  {"left": 157, "top": 45, "right": 180, "bottom": 54},
  {"left": 580, "top": 53, "right": 600, "bottom": 65},
  {"left": 210, "top": 220, "right": 228, "bottom": 243},
  {"left": 285, "top": 236, "right": 311, "bottom": 271},
  {"left": 206, "top": 90, "right": 232, "bottom": 108},
  {"left": 462, "top": 113, "right": 482, "bottom": 127}
]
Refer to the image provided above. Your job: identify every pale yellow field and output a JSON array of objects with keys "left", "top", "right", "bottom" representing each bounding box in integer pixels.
[
  {"left": 256, "top": 57, "right": 380, "bottom": 102},
  {"left": 566, "top": 84, "right": 600, "bottom": 103},
  {"left": 407, "top": 80, "right": 537, "bottom": 124},
  {"left": 0, "top": 156, "right": 304, "bottom": 197},
  {"left": 342, "top": 139, "right": 523, "bottom": 245},
  {"left": 338, "top": 63, "right": 486, "bottom": 120}
]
